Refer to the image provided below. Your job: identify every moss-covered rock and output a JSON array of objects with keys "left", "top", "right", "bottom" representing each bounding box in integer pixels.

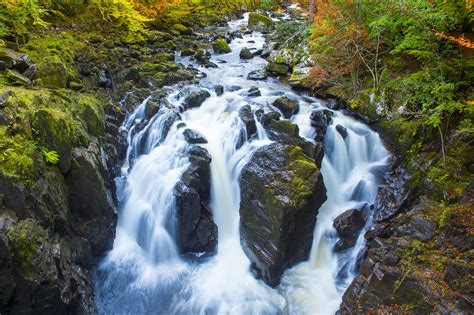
[
  {"left": 4, "top": 69, "right": 31, "bottom": 86},
  {"left": 239, "top": 141, "right": 326, "bottom": 287},
  {"left": 266, "top": 49, "right": 301, "bottom": 75},
  {"left": 266, "top": 62, "right": 289, "bottom": 74},
  {"left": 212, "top": 38, "right": 232, "bottom": 54},
  {"left": 289, "top": 67, "right": 313, "bottom": 89},
  {"left": 34, "top": 108, "right": 74, "bottom": 174},
  {"left": 248, "top": 12, "right": 274, "bottom": 33}
]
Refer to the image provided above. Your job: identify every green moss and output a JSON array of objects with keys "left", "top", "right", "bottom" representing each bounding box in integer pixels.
[
  {"left": 22, "top": 32, "right": 82, "bottom": 88},
  {"left": 269, "top": 119, "right": 299, "bottom": 136},
  {"left": 0, "top": 126, "right": 36, "bottom": 179},
  {"left": 248, "top": 12, "right": 274, "bottom": 29},
  {"left": 0, "top": 86, "right": 106, "bottom": 177},
  {"left": 286, "top": 145, "right": 319, "bottom": 205},
  {"left": 212, "top": 38, "right": 231, "bottom": 54},
  {"left": 6, "top": 219, "right": 45, "bottom": 278}
]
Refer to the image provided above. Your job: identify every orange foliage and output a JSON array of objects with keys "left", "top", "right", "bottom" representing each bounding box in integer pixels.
[
  {"left": 433, "top": 31, "right": 474, "bottom": 49},
  {"left": 131, "top": 0, "right": 183, "bottom": 17}
]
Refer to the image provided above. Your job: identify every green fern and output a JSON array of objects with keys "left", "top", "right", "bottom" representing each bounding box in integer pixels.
[{"left": 41, "top": 148, "right": 59, "bottom": 165}]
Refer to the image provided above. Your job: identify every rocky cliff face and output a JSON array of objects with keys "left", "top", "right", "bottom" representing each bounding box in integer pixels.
[
  {"left": 239, "top": 113, "right": 327, "bottom": 287},
  {"left": 0, "top": 90, "right": 118, "bottom": 313},
  {"left": 339, "top": 137, "right": 473, "bottom": 313}
]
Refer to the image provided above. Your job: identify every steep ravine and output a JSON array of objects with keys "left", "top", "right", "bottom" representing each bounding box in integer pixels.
[
  {"left": 92, "top": 12, "right": 392, "bottom": 314},
  {"left": 2, "top": 5, "right": 468, "bottom": 315}
]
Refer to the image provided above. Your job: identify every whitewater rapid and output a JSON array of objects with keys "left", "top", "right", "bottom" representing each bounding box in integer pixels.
[{"left": 94, "top": 13, "right": 389, "bottom": 315}]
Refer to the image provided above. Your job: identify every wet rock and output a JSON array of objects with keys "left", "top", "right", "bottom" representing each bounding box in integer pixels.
[
  {"left": 184, "top": 90, "right": 211, "bottom": 109},
  {"left": 186, "top": 209, "right": 218, "bottom": 254},
  {"left": 444, "top": 261, "right": 474, "bottom": 294},
  {"left": 397, "top": 216, "right": 437, "bottom": 241},
  {"left": 175, "top": 180, "right": 201, "bottom": 250},
  {"left": 66, "top": 144, "right": 117, "bottom": 256},
  {"left": 334, "top": 237, "right": 358, "bottom": 252},
  {"left": 238, "top": 105, "right": 256, "bottom": 139},
  {"left": 212, "top": 38, "right": 231, "bottom": 54},
  {"left": 333, "top": 208, "right": 366, "bottom": 252},
  {"left": 341, "top": 263, "right": 434, "bottom": 314},
  {"left": 194, "top": 50, "right": 217, "bottom": 68},
  {"left": 183, "top": 128, "right": 208, "bottom": 144},
  {"left": 259, "top": 110, "right": 281, "bottom": 127},
  {"left": 310, "top": 110, "right": 333, "bottom": 142},
  {"left": 247, "top": 69, "right": 267, "bottom": 81},
  {"left": 175, "top": 146, "right": 216, "bottom": 255},
  {"left": 248, "top": 13, "right": 274, "bottom": 33},
  {"left": 247, "top": 86, "right": 261, "bottom": 97},
  {"left": 336, "top": 124, "right": 348, "bottom": 139},
  {"left": 374, "top": 161, "right": 413, "bottom": 222},
  {"left": 272, "top": 97, "right": 299, "bottom": 118},
  {"left": 239, "top": 48, "right": 254, "bottom": 59},
  {"left": 226, "top": 85, "right": 242, "bottom": 92},
  {"left": 177, "top": 122, "right": 186, "bottom": 129},
  {"left": 334, "top": 208, "right": 366, "bottom": 238},
  {"left": 227, "top": 30, "right": 243, "bottom": 40},
  {"left": 215, "top": 85, "right": 224, "bottom": 96},
  {"left": 240, "top": 142, "right": 327, "bottom": 287}
]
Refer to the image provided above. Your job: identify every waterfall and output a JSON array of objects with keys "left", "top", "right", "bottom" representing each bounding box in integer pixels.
[{"left": 94, "top": 13, "right": 389, "bottom": 315}]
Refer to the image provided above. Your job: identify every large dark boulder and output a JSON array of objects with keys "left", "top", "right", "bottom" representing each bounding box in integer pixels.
[
  {"left": 66, "top": 143, "right": 117, "bottom": 256},
  {"left": 333, "top": 208, "right": 366, "bottom": 252},
  {"left": 239, "top": 142, "right": 326, "bottom": 287},
  {"left": 183, "top": 90, "right": 211, "bottom": 109},
  {"left": 248, "top": 69, "right": 267, "bottom": 81},
  {"left": 272, "top": 97, "right": 299, "bottom": 118},
  {"left": 247, "top": 86, "right": 261, "bottom": 97},
  {"left": 175, "top": 146, "right": 217, "bottom": 255},
  {"left": 183, "top": 128, "right": 208, "bottom": 144},
  {"left": 238, "top": 105, "right": 257, "bottom": 140},
  {"left": 310, "top": 109, "right": 333, "bottom": 142},
  {"left": 334, "top": 208, "right": 366, "bottom": 238},
  {"left": 240, "top": 48, "right": 254, "bottom": 60},
  {"left": 374, "top": 160, "right": 413, "bottom": 222}
]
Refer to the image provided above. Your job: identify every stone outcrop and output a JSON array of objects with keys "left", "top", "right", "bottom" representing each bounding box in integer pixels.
[
  {"left": 183, "top": 89, "right": 211, "bottom": 109},
  {"left": 272, "top": 97, "right": 299, "bottom": 118},
  {"left": 175, "top": 146, "right": 217, "bottom": 255},
  {"left": 239, "top": 115, "right": 327, "bottom": 287},
  {"left": 266, "top": 49, "right": 301, "bottom": 75},
  {"left": 212, "top": 38, "right": 232, "bottom": 54}
]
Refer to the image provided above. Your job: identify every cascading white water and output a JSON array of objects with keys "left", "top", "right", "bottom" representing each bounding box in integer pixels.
[{"left": 94, "top": 13, "right": 389, "bottom": 315}]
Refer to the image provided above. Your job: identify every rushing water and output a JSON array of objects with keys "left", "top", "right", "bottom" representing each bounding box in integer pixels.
[{"left": 94, "top": 13, "right": 389, "bottom": 315}]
